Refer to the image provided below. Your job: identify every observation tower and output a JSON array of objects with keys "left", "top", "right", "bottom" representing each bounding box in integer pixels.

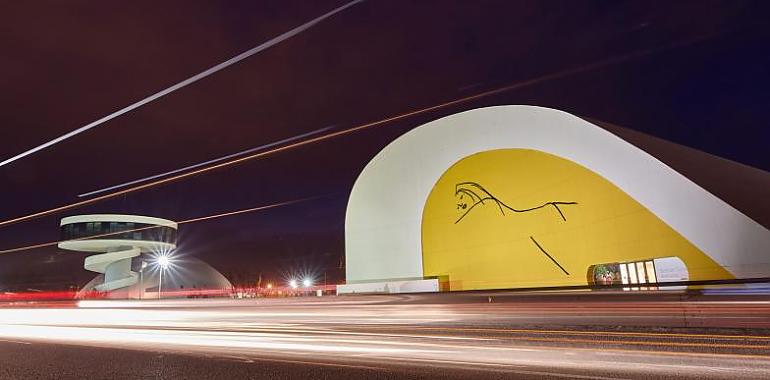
[{"left": 58, "top": 214, "right": 177, "bottom": 294}]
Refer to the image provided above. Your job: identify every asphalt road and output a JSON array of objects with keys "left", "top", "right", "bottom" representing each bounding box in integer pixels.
[{"left": 1, "top": 291, "right": 769, "bottom": 379}]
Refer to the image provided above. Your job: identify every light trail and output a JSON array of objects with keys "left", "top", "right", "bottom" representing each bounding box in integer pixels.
[
  {"left": 78, "top": 126, "right": 333, "bottom": 198},
  {"left": 1, "top": 296, "right": 770, "bottom": 378},
  {"left": 0, "top": 197, "right": 318, "bottom": 255},
  {"left": 0, "top": 32, "right": 716, "bottom": 229},
  {"left": 0, "top": 0, "right": 363, "bottom": 169},
  {"left": 365, "top": 326, "right": 770, "bottom": 341}
]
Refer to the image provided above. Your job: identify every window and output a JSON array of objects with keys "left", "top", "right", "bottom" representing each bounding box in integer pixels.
[
  {"left": 590, "top": 259, "right": 662, "bottom": 291},
  {"left": 61, "top": 221, "right": 176, "bottom": 244}
]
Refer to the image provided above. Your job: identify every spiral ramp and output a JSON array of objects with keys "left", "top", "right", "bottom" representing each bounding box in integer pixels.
[
  {"left": 83, "top": 246, "right": 141, "bottom": 292},
  {"left": 58, "top": 214, "right": 178, "bottom": 297}
]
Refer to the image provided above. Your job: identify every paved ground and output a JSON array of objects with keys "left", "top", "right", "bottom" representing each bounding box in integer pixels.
[{"left": 1, "top": 291, "right": 769, "bottom": 379}]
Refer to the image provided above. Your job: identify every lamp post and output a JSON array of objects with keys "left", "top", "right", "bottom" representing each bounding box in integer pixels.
[
  {"left": 157, "top": 255, "right": 170, "bottom": 299},
  {"left": 139, "top": 261, "right": 148, "bottom": 299}
]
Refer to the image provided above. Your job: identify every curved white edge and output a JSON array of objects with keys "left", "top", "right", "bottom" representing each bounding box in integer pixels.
[
  {"left": 345, "top": 105, "right": 770, "bottom": 283},
  {"left": 95, "top": 273, "right": 138, "bottom": 293},
  {"left": 60, "top": 214, "right": 178, "bottom": 229},
  {"left": 84, "top": 247, "right": 141, "bottom": 272},
  {"left": 58, "top": 240, "right": 176, "bottom": 253}
]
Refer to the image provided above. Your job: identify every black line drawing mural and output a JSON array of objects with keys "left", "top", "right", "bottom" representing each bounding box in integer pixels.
[
  {"left": 530, "top": 236, "right": 570, "bottom": 275},
  {"left": 454, "top": 181, "right": 577, "bottom": 275},
  {"left": 455, "top": 182, "right": 577, "bottom": 223}
]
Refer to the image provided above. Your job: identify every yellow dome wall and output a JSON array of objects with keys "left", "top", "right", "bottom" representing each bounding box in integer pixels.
[{"left": 421, "top": 149, "right": 732, "bottom": 291}]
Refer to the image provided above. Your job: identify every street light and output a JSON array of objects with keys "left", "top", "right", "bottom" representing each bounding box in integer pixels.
[
  {"left": 303, "top": 278, "right": 312, "bottom": 288},
  {"left": 139, "top": 261, "right": 148, "bottom": 299},
  {"left": 289, "top": 279, "right": 298, "bottom": 289},
  {"left": 157, "top": 254, "right": 172, "bottom": 299},
  {"left": 158, "top": 255, "right": 170, "bottom": 269}
]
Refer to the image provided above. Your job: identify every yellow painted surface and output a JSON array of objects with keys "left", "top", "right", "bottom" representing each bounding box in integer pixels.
[{"left": 421, "top": 149, "right": 732, "bottom": 291}]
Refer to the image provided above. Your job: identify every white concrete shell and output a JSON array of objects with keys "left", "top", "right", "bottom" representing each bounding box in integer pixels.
[
  {"left": 58, "top": 214, "right": 177, "bottom": 293},
  {"left": 344, "top": 105, "right": 770, "bottom": 284},
  {"left": 60, "top": 214, "right": 178, "bottom": 227}
]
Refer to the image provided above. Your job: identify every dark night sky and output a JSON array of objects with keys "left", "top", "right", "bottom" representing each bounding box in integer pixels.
[{"left": 0, "top": 0, "right": 768, "bottom": 289}]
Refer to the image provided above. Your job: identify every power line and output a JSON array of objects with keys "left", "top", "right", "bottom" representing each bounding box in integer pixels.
[
  {"left": 0, "top": 197, "right": 318, "bottom": 255},
  {"left": 0, "top": 32, "right": 716, "bottom": 229},
  {"left": 0, "top": 0, "right": 363, "bottom": 169},
  {"left": 78, "top": 126, "right": 333, "bottom": 198}
]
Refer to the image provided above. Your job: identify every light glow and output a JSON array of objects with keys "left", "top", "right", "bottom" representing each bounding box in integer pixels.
[
  {"left": 0, "top": 297, "right": 768, "bottom": 376},
  {"left": 157, "top": 255, "right": 171, "bottom": 270}
]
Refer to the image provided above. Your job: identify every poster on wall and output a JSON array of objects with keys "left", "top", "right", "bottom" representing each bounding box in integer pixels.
[{"left": 592, "top": 263, "right": 622, "bottom": 285}]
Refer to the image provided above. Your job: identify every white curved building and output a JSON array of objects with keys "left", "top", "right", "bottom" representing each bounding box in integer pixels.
[
  {"left": 340, "top": 106, "right": 770, "bottom": 293},
  {"left": 59, "top": 214, "right": 178, "bottom": 297}
]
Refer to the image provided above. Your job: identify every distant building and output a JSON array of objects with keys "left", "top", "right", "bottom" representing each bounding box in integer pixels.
[{"left": 58, "top": 214, "right": 231, "bottom": 298}]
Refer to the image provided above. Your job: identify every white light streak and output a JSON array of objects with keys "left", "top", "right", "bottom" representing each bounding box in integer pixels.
[
  {"left": 0, "top": 0, "right": 363, "bottom": 168},
  {"left": 0, "top": 197, "right": 316, "bottom": 255},
  {"left": 0, "top": 30, "right": 713, "bottom": 229},
  {"left": 2, "top": 298, "right": 769, "bottom": 377},
  {"left": 78, "top": 127, "right": 332, "bottom": 197}
]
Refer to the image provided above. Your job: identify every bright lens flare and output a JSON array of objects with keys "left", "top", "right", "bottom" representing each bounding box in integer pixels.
[
  {"left": 303, "top": 279, "right": 312, "bottom": 288},
  {"left": 157, "top": 255, "right": 171, "bottom": 270},
  {"left": 289, "top": 280, "right": 298, "bottom": 289},
  {"left": 151, "top": 245, "right": 174, "bottom": 270}
]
